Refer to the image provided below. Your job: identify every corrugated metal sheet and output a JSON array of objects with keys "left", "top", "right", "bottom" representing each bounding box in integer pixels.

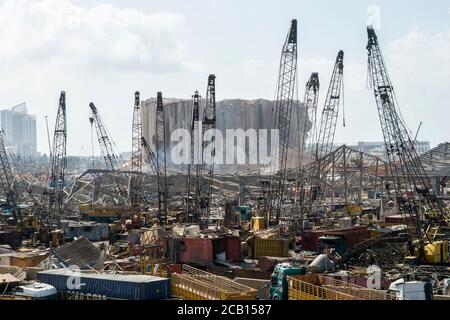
[
  {"left": 37, "top": 269, "right": 170, "bottom": 300},
  {"left": 54, "top": 237, "right": 102, "bottom": 270}
]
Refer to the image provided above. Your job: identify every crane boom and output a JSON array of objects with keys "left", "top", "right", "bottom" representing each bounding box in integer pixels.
[
  {"left": 186, "top": 91, "right": 201, "bottom": 222},
  {"left": 366, "top": 26, "right": 447, "bottom": 253},
  {"left": 197, "top": 75, "right": 217, "bottom": 227},
  {"left": 267, "top": 19, "right": 298, "bottom": 224},
  {"left": 299, "top": 73, "right": 320, "bottom": 169},
  {"left": 89, "top": 102, "right": 128, "bottom": 205},
  {"left": 316, "top": 51, "right": 344, "bottom": 161},
  {"left": 311, "top": 51, "right": 344, "bottom": 205},
  {"left": 130, "top": 91, "right": 143, "bottom": 207},
  {"left": 48, "top": 91, "right": 67, "bottom": 225},
  {"left": 155, "top": 92, "right": 168, "bottom": 224},
  {"left": 89, "top": 103, "right": 120, "bottom": 172},
  {"left": 296, "top": 73, "right": 320, "bottom": 220}
]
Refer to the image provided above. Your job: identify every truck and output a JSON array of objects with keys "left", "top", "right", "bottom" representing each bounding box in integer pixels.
[
  {"left": 269, "top": 263, "right": 306, "bottom": 300},
  {"left": 269, "top": 263, "right": 395, "bottom": 300}
]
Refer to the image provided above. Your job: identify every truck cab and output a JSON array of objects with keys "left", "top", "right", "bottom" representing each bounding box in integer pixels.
[{"left": 269, "top": 263, "right": 306, "bottom": 300}]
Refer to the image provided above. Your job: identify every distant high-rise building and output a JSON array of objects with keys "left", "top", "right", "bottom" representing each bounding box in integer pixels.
[{"left": 0, "top": 103, "right": 37, "bottom": 159}]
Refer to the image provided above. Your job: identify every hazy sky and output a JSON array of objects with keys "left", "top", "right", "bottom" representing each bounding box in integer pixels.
[{"left": 0, "top": 0, "right": 449, "bottom": 156}]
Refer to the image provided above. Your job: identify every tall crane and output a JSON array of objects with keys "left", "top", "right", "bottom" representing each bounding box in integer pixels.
[
  {"left": 130, "top": 91, "right": 143, "bottom": 207},
  {"left": 0, "top": 129, "right": 19, "bottom": 223},
  {"left": 48, "top": 91, "right": 67, "bottom": 225},
  {"left": 296, "top": 73, "right": 320, "bottom": 218},
  {"left": 185, "top": 91, "right": 201, "bottom": 222},
  {"left": 298, "top": 73, "right": 320, "bottom": 169},
  {"left": 89, "top": 102, "right": 128, "bottom": 205},
  {"left": 198, "top": 75, "right": 217, "bottom": 228},
  {"left": 366, "top": 26, "right": 447, "bottom": 256},
  {"left": 155, "top": 92, "right": 168, "bottom": 224},
  {"left": 266, "top": 19, "right": 298, "bottom": 224},
  {"left": 311, "top": 51, "right": 344, "bottom": 205},
  {"left": 90, "top": 103, "right": 120, "bottom": 172}
]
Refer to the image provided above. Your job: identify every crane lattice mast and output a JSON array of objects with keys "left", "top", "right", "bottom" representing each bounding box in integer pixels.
[
  {"left": 296, "top": 73, "right": 320, "bottom": 219},
  {"left": 299, "top": 73, "right": 320, "bottom": 166},
  {"left": 155, "top": 92, "right": 168, "bottom": 224},
  {"left": 266, "top": 19, "right": 298, "bottom": 224},
  {"left": 311, "top": 51, "right": 344, "bottom": 205},
  {"left": 198, "top": 75, "right": 217, "bottom": 228},
  {"left": 366, "top": 26, "right": 447, "bottom": 253},
  {"left": 186, "top": 91, "right": 201, "bottom": 222},
  {"left": 89, "top": 102, "right": 128, "bottom": 205},
  {"left": 48, "top": 92, "right": 67, "bottom": 225},
  {"left": 130, "top": 91, "right": 143, "bottom": 207}
]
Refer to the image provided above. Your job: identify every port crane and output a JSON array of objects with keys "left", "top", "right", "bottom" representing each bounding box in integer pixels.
[
  {"left": 196, "top": 75, "right": 217, "bottom": 228},
  {"left": 308, "top": 51, "right": 344, "bottom": 211},
  {"left": 266, "top": 19, "right": 298, "bottom": 225},
  {"left": 89, "top": 102, "right": 129, "bottom": 206},
  {"left": 366, "top": 26, "right": 448, "bottom": 258},
  {"left": 130, "top": 91, "right": 143, "bottom": 208},
  {"left": 296, "top": 73, "right": 320, "bottom": 219},
  {"left": 47, "top": 92, "right": 67, "bottom": 226},
  {"left": 155, "top": 92, "right": 168, "bottom": 224},
  {"left": 185, "top": 91, "right": 201, "bottom": 223}
]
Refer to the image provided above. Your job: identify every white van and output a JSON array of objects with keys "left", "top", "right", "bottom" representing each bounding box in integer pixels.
[{"left": 13, "top": 283, "right": 58, "bottom": 300}]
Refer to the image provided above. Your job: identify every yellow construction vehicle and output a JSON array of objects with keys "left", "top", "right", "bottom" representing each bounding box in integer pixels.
[{"left": 412, "top": 223, "right": 449, "bottom": 264}]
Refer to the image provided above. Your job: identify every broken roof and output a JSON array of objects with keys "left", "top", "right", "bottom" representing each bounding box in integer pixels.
[{"left": 53, "top": 237, "right": 104, "bottom": 270}]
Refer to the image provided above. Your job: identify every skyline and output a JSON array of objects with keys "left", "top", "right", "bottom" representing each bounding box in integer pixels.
[{"left": 0, "top": 0, "right": 448, "bottom": 156}]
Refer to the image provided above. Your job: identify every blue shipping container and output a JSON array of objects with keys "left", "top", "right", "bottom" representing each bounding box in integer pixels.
[{"left": 37, "top": 269, "right": 170, "bottom": 300}]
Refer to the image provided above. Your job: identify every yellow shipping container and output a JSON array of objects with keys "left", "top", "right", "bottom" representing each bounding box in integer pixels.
[
  {"left": 251, "top": 217, "right": 266, "bottom": 231},
  {"left": 253, "top": 239, "right": 289, "bottom": 258}
]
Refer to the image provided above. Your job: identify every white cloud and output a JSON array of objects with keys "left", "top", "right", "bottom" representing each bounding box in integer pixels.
[
  {"left": 0, "top": 0, "right": 185, "bottom": 72},
  {"left": 383, "top": 26, "right": 450, "bottom": 144},
  {"left": 0, "top": 0, "right": 191, "bottom": 156}
]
